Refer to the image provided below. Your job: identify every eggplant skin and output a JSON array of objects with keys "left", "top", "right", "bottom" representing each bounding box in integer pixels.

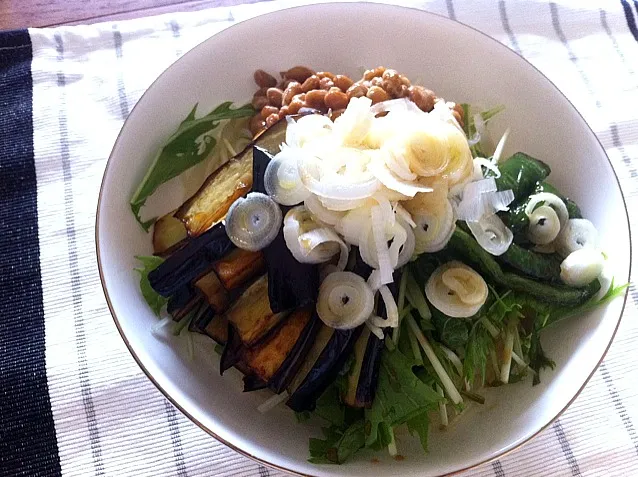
[
  {"left": 243, "top": 375, "right": 268, "bottom": 392},
  {"left": 220, "top": 323, "right": 245, "bottom": 375},
  {"left": 166, "top": 284, "right": 199, "bottom": 320},
  {"left": 354, "top": 269, "right": 401, "bottom": 407},
  {"left": 269, "top": 311, "right": 322, "bottom": 394},
  {"left": 263, "top": 229, "right": 319, "bottom": 313},
  {"left": 286, "top": 326, "right": 363, "bottom": 413},
  {"left": 252, "top": 146, "right": 272, "bottom": 195},
  {"left": 354, "top": 335, "right": 384, "bottom": 407},
  {"left": 188, "top": 307, "right": 215, "bottom": 335},
  {"left": 240, "top": 307, "right": 313, "bottom": 385},
  {"left": 148, "top": 222, "right": 234, "bottom": 297}
]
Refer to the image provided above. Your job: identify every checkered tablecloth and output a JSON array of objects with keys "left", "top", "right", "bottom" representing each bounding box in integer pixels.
[{"left": 1, "top": 1, "right": 638, "bottom": 476}]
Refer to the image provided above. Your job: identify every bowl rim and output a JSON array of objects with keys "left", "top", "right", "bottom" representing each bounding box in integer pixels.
[{"left": 95, "top": 3, "right": 632, "bottom": 476}]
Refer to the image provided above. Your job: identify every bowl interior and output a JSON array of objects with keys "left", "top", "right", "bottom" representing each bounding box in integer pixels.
[{"left": 97, "top": 4, "right": 630, "bottom": 476}]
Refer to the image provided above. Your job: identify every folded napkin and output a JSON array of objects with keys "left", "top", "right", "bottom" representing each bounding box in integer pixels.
[{"left": 1, "top": 1, "right": 638, "bottom": 476}]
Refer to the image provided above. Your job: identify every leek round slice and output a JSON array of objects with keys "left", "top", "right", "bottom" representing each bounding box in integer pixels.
[
  {"left": 264, "top": 149, "right": 310, "bottom": 206},
  {"left": 524, "top": 192, "right": 568, "bottom": 228},
  {"left": 555, "top": 218, "right": 599, "bottom": 257},
  {"left": 527, "top": 205, "right": 561, "bottom": 245},
  {"left": 425, "top": 261, "right": 488, "bottom": 318},
  {"left": 225, "top": 192, "right": 282, "bottom": 251},
  {"left": 283, "top": 206, "right": 348, "bottom": 268},
  {"left": 317, "top": 271, "right": 375, "bottom": 329},
  {"left": 560, "top": 248, "right": 604, "bottom": 287},
  {"left": 467, "top": 213, "right": 513, "bottom": 256}
]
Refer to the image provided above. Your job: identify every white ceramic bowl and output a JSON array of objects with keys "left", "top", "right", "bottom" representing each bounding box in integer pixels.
[{"left": 96, "top": 3, "right": 631, "bottom": 476}]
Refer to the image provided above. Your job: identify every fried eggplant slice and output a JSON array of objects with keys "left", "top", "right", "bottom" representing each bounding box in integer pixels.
[
  {"left": 286, "top": 324, "right": 362, "bottom": 412},
  {"left": 175, "top": 120, "right": 287, "bottom": 236},
  {"left": 148, "top": 222, "right": 234, "bottom": 297},
  {"left": 224, "top": 275, "right": 289, "bottom": 347},
  {"left": 240, "top": 307, "right": 314, "bottom": 386},
  {"left": 268, "top": 310, "right": 322, "bottom": 394},
  {"left": 212, "top": 248, "right": 266, "bottom": 291},
  {"left": 152, "top": 211, "right": 188, "bottom": 256},
  {"left": 194, "top": 270, "right": 229, "bottom": 313}
]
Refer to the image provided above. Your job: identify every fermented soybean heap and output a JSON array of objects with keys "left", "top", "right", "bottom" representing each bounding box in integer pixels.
[{"left": 135, "top": 67, "right": 624, "bottom": 465}]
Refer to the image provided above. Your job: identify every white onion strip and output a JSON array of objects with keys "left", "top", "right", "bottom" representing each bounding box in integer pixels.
[
  {"left": 258, "top": 391, "right": 289, "bottom": 413},
  {"left": 298, "top": 154, "right": 381, "bottom": 200},
  {"left": 371, "top": 206, "right": 394, "bottom": 284}
]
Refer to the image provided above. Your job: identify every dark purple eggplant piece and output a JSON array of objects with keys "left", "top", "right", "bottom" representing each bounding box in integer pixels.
[
  {"left": 349, "top": 246, "right": 373, "bottom": 278},
  {"left": 188, "top": 307, "right": 215, "bottom": 334},
  {"left": 354, "top": 332, "right": 385, "bottom": 407},
  {"left": 148, "top": 222, "right": 235, "bottom": 297},
  {"left": 251, "top": 147, "right": 319, "bottom": 313},
  {"left": 220, "top": 323, "right": 245, "bottom": 375},
  {"left": 252, "top": 146, "right": 272, "bottom": 194},
  {"left": 263, "top": 230, "right": 319, "bottom": 313},
  {"left": 243, "top": 375, "right": 268, "bottom": 392},
  {"left": 167, "top": 285, "right": 201, "bottom": 321},
  {"left": 286, "top": 325, "right": 363, "bottom": 412},
  {"left": 353, "top": 269, "right": 402, "bottom": 407},
  {"left": 268, "top": 311, "right": 322, "bottom": 394}
]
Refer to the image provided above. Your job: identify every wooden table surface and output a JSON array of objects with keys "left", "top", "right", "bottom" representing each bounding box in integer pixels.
[{"left": 0, "top": 0, "right": 253, "bottom": 29}]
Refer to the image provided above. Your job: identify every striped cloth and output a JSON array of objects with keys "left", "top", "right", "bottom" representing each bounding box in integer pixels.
[{"left": 1, "top": 1, "right": 638, "bottom": 476}]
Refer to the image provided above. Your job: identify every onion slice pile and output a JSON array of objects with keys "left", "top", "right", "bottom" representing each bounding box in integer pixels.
[
  {"left": 225, "top": 192, "right": 282, "bottom": 251},
  {"left": 425, "top": 261, "right": 488, "bottom": 317}
]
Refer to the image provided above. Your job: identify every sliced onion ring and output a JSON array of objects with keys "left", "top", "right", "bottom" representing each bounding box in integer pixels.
[
  {"left": 413, "top": 200, "right": 455, "bottom": 254},
  {"left": 555, "top": 218, "right": 599, "bottom": 257},
  {"left": 264, "top": 150, "right": 310, "bottom": 206},
  {"left": 370, "top": 206, "right": 394, "bottom": 284},
  {"left": 527, "top": 205, "right": 561, "bottom": 245},
  {"left": 524, "top": 192, "right": 569, "bottom": 228},
  {"left": 225, "top": 192, "right": 282, "bottom": 251},
  {"left": 317, "top": 271, "right": 375, "bottom": 329},
  {"left": 396, "top": 217, "right": 416, "bottom": 268},
  {"left": 368, "top": 159, "right": 433, "bottom": 197},
  {"left": 467, "top": 214, "right": 513, "bottom": 256},
  {"left": 425, "top": 261, "right": 488, "bottom": 318},
  {"left": 298, "top": 154, "right": 381, "bottom": 200},
  {"left": 304, "top": 194, "right": 345, "bottom": 225},
  {"left": 283, "top": 206, "right": 348, "bottom": 267}
]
